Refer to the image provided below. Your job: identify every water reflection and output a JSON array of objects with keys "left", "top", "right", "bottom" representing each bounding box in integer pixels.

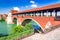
[
  {"left": 0, "top": 21, "right": 7, "bottom": 36},
  {"left": 30, "top": 21, "right": 41, "bottom": 31},
  {"left": 0, "top": 21, "right": 16, "bottom": 36}
]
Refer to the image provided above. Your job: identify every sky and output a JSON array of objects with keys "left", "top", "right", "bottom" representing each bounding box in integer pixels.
[{"left": 0, "top": 0, "right": 60, "bottom": 14}]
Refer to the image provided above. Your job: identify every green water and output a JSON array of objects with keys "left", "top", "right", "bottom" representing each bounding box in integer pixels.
[
  {"left": 0, "top": 21, "right": 7, "bottom": 35},
  {"left": 7, "top": 24, "right": 16, "bottom": 34},
  {"left": 0, "top": 21, "right": 16, "bottom": 36}
]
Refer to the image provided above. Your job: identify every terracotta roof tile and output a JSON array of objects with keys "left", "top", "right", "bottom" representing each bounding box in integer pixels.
[{"left": 12, "top": 3, "right": 60, "bottom": 14}]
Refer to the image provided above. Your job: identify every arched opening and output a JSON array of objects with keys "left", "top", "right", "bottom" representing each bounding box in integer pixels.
[
  {"left": 13, "top": 18, "right": 17, "bottom": 24},
  {"left": 21, "top": 19, "right": 43, "bottom": 33}
]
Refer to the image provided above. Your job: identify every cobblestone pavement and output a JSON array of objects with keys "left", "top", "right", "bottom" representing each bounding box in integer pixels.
[{"left": 21, "top": 27, "right": 60, "bottom": 40}]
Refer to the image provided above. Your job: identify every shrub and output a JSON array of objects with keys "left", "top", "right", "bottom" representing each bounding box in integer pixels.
[
  {"left": 11, "top": 24, "right": 33, "bottom": 34},
  {"left": 0, "top": 24, "right": 34, "bottom": 40},
  {"left": 11, "top": 25, "right": 25, "bottom": 34},
  {"left": 25, "top": 23, "right": 33, "bottom": 30}
]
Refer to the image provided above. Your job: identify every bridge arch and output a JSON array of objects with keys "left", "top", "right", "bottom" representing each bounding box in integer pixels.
[
  {"left": 21, "top": 18, "right": 44, "bottom": 33},
  {"left": 13, "top": 18, "right": 17, "bottom": 24}
]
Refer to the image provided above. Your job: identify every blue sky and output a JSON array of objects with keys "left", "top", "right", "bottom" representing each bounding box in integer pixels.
[{"left": 0, "top": 0, "right": 60, "bottom": 14}]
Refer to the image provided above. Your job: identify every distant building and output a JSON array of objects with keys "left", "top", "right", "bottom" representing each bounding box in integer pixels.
[{"left": 0, "top": 14, "right": 7, "bottom": 20}]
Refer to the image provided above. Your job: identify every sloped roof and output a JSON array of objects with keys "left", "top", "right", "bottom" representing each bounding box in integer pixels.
[{"left": 12, "top": 3, "right": 60, "bottom": 14}]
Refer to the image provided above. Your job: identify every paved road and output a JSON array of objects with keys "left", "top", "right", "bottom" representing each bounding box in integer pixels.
[{"left": 21, "top": 27, "right": 60, "bottom": 40}]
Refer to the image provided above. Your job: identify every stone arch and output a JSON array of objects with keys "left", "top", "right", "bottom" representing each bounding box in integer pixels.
[
  {"left": 13, "top": 18, "right": 17, "bottom": 24},
  {"left": 21, "top": 18, "right": 44, "bottom": 33}
]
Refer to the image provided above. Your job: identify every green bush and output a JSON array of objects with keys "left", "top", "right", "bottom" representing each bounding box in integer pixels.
[
  {"left": 0, "top": 24, "right": 34, "bottom": 40},
  {"left": 25, "top": 23, "right": 33, "bottom": 30},
  {"left": 11, "top": 24, "right": 33, "bottom": 34},
  {"left": 10, "top": 25, "right": 24, "bottom": 34}
]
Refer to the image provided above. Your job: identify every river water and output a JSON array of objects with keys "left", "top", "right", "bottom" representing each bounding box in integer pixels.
[
  {"left": 30, "top": 21, "right": 41, "bottom": 31},
  {"left": 0, "top": 21, "right": 16, "bottom": 36},
  {"left": 0, "top": 21, "right": 42, "bottom": 36}
]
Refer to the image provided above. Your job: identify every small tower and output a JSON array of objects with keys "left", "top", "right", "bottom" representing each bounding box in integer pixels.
[
  {"left": 7, "top": 7, "right": 19, "bottom": 24},
  {"left": 6, "top": 10, "right": 18, "bottom": 24},
  {"left": 6, "top": 12, "right": 13, "bottom": 24}
]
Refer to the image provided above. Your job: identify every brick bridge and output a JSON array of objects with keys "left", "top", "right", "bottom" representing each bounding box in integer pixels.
[{"left": 8, "top": 4, "right": 60, "bottom": 32}]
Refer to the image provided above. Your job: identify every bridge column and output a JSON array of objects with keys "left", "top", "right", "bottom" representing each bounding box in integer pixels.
[
  {"left": 17, "top": 17, "right": 24, "bottom": 26},
  {"left": 41, "top": 11, "right": 43, "bottom": 17},
  {"left": 17, "top": 19, "right": 19, "bottom": 25},
  {"left": 46, "top": 11, "right": 49, "bottom": 17},
  {"left": 17, "top": 18, "right": 21, "bottom": 25},
  {"left": 52, "top": 10, "right": 56, "bottom": 17}
]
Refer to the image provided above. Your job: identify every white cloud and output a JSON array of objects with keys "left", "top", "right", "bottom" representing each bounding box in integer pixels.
[
  {"left": 31, "top": 4, "right": 37, "bottom": 8},
  {"left": 30, "top": 1, "right": 35, "bottom": 4},
  {"left": 30, "top": 0, "right": 38, "bottom": 8},
  {"left": 18, "top": 0, "right": 37, "bottom": 9},
  {"left": 13, "top": 7, "right": 20, "bottom": 11}
]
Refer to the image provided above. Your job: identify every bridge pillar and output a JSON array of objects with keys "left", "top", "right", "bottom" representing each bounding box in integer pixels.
[
  {"left": 52, "top": 10, "right": 56, "bottom": 17},
  {"left": 17, "top": 18, "right": 21, "bottom": 25},
  {"left": 41, "top": 11, "right": 43, "bottom": 17},
  {"left": 17, "top": 17, "right": 23, "bottom": 26},
  {"left": 46, "top": 11, "right": 49, "bottom": 17},
  {"left": 17, "top": 19, "right": 19, "bottom": 25}
]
